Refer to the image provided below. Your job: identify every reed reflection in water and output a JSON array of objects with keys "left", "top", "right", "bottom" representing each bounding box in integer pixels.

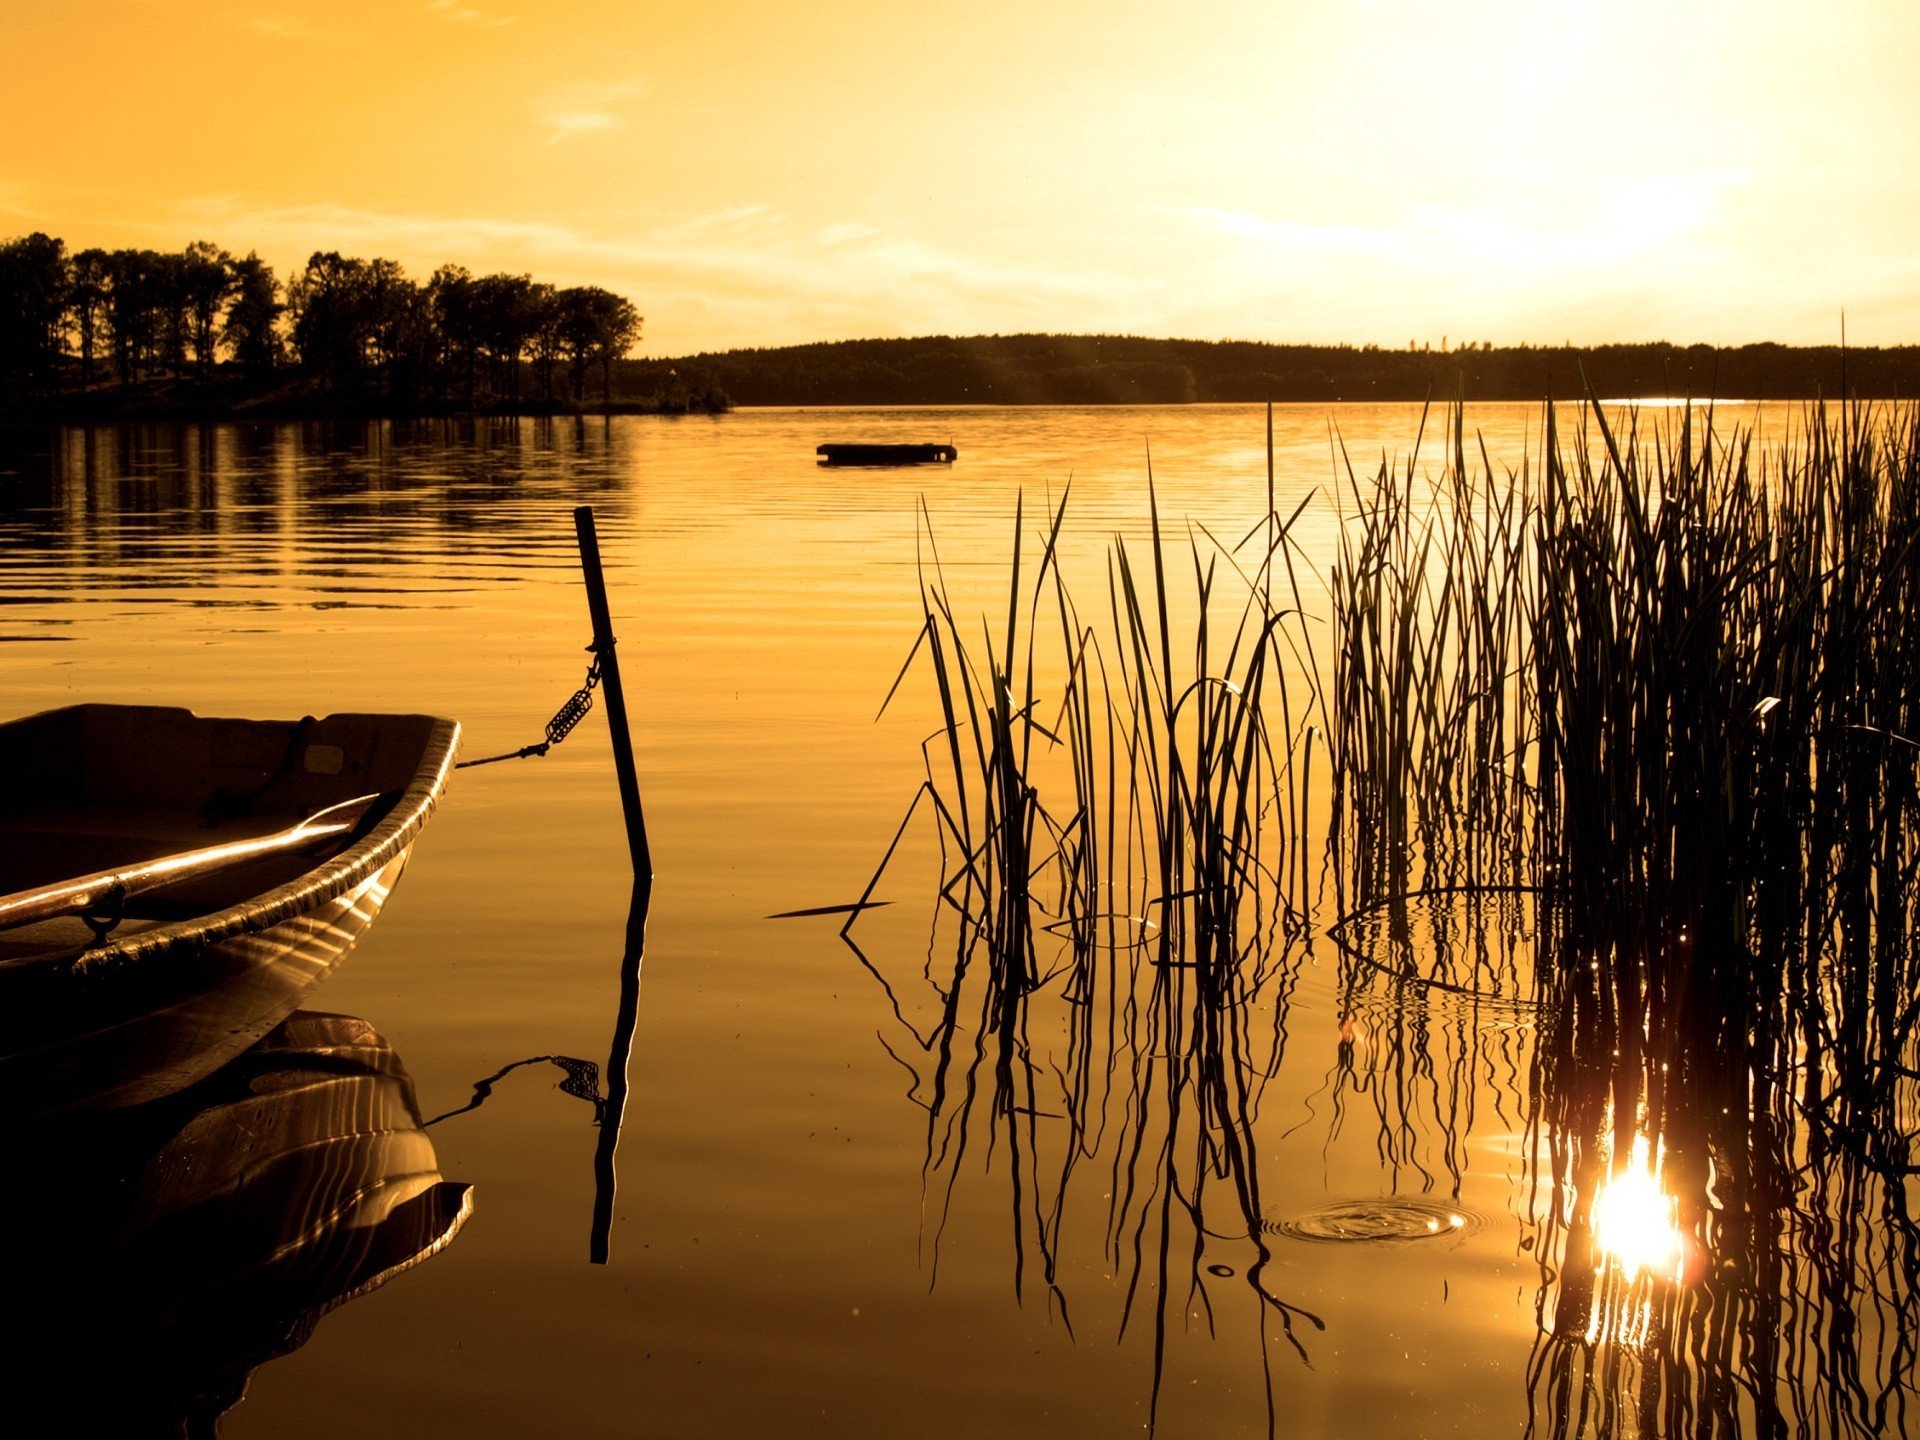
[
  {"left": 851, "top": 400, "right": 1920, "bottom": 1438},
  {"left": 844, "top": 456, "right": 1348, "bottom": 1433},
  {"left": 1329, "top": 401, "right": 1920, "bottom": 1438}
]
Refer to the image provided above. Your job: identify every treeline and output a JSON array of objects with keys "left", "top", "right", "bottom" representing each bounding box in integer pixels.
[
  {"left": 0, "top": 232, "right": 722, "bottom": 417},
  {"left": 632, "top": 333, "right": 1920, "bottom": 405}
]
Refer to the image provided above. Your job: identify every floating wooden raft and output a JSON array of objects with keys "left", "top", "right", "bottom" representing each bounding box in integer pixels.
[{"left": 816, "top": 442, "right": 957, "bottom": 467}]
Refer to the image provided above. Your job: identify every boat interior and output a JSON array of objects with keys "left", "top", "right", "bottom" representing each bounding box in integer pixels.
[{"left": 0, "top": 705, "right": 445, "bottom": 958}]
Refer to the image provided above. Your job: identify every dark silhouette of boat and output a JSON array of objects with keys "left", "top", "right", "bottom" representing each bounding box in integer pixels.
[
  {"left": 816, "top": 442, "right": 957, "bottom": 466},
  {"left": 0, "top": 704, "right": 459, "bottom": 1112},
  {"left": 2, "top": 1009, "right": 471, "bottom": 1434}
]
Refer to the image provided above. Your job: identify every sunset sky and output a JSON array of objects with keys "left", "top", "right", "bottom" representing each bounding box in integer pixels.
[{"left": 3, "top": 0, "right": 1916, "bottom": 357}]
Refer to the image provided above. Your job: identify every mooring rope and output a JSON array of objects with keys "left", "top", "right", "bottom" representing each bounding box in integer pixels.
[{"left": 456, "top": 646, "right": 605, "bottom": 769}]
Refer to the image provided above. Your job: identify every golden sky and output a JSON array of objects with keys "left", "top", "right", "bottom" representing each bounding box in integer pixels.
[{"left": 3, "top": 0, "right": 1916, "bottom": 355}]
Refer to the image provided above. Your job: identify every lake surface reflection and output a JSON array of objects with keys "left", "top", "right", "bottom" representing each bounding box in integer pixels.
[{"left": 1, "top": 403, "right": 1904, "bottom": 1438}]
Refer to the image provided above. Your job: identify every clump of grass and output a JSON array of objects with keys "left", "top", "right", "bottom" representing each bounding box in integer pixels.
[
  {"left": 860, "top": 418, "right": 1324, "bottom": 986},
  {"left": 1322, "top": 392, "right": 1920, "bottom": 1436},
  {"left": 855, "top": 392, "right": 1920, "bottom": 1437},
  {"left": 1102, "top": 459, "right": 1321, "bottom": 970},
  {"left": 849, "top": 415, "right": 1329, "bottom": 1433},
  {"left": 1326, "top": 395, "right": 1920, "bottom": 1106},
  {"left": 1326, "top": 403, "right": 1538, "bottom": 916}
]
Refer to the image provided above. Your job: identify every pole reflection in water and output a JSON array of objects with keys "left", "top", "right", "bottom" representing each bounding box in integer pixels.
[
  {"left": 421, "top": 876, "right": 652, "bottom": 1263},
  {"left": 2, "top": 1010, "right": 471, "bottom": 1436},
  {"left": 591, "top": 876, "right": 654, "bottom": 1263}
]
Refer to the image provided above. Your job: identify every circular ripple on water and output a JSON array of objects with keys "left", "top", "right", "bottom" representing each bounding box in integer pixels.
[{"left": 1267, "top": 1197, "right": 1486, "bottom": 1244}]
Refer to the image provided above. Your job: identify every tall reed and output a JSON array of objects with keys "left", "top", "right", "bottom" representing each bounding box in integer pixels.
[
  {"left": 1322, "top": 395, "right": 1920, "bottom": 1437},
  {"left": 855, "top": 395, "right": 1920, "bottom": 1438},
  {"left": 851, "top": 417, "right": 1328, "bottom": 1434}
]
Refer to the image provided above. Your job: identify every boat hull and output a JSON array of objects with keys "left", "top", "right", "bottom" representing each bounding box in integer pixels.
[
  {"left": 0, "top": 851, "right": 412, "bottom": 1113},
  {"left": 0, "top": 705, "right": 458, "bottom": 1116}
]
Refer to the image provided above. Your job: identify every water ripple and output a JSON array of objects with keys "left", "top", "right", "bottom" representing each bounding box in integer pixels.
[{"left": 1267, "top": 1196, "right": 1486, "bottom": 1243}]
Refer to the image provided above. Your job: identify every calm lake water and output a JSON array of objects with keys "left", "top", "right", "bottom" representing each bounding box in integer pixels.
[{"left": 0, "top": 401, "right": 1877, "bottom": 1438}]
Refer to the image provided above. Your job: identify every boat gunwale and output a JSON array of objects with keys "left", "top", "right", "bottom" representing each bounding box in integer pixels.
[{"left": 4, "top": 709, "right": 461, "bottom": 977}]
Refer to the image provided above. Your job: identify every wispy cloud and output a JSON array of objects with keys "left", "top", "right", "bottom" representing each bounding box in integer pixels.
[
  {"left": 168, "top": 196, "right": 1135, "bottom": 353},
  {"left": 0, "top": 179, "right": 46, "bottom": 224},
  {"left": 74, "top": 183, "right": 1920, "bottom": 354},
  {"left": 252, "top": 16, "right": 319, "bottom": 40},
  {"left": 665, "top": 205, "right": 781, "bottom": 238},
  {"left": 539, "top": 78, "right": 649, "bottom": 145},
  {"left": 1181, "top": 207, "right": 1407, "bottom": 260},
  {"left": 427, "top": 0, "right": 516, "bottom": 26}
]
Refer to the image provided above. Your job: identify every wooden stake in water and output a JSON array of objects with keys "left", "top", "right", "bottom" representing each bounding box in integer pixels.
[{"left": 573, "top": 505, "right": 652, "bottom": 879}]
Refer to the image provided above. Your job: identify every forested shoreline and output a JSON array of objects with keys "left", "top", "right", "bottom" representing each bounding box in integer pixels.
[
  {"left": 631, "top": 333, "right": 1920, "bottom": 406},
  {"left": 6, "top": 231, "right": 1915, "bottom": 419},
  {"left": 0, "top": 231, "right": 727, "bottom": 419}
]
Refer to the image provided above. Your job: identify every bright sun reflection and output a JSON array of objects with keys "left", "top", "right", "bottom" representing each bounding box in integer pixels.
[{"left": 1590, "top": 1136, "right": 1685, "bottom": 1284}]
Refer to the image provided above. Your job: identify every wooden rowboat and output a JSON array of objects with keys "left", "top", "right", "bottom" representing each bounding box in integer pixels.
[
  {"left": 816, "top": 441, "right": 957, "bottom": 466},
  {"left": 0, "top": 704, "right": 458, "bottom": 1113}
]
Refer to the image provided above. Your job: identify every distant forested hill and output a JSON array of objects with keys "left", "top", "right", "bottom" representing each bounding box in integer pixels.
[{"left": 631, "top": 334, "right": 1920, "bottom": 406}]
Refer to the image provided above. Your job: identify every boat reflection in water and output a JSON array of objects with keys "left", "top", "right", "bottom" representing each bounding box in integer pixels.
[{"left": 2, "top": 1009, "right": 472, "bottom": 1435}]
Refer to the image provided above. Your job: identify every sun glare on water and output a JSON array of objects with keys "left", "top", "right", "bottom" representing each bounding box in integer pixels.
[
  {"left": 1590, "top": 1136, "right": 1686, "bottom": 1284},
  {"left": 1567, "top": 1133, "right": 1694, "bottom": 1347}
]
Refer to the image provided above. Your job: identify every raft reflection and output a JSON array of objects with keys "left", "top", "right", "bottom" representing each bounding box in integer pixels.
[{"left": 2, "top": 1011, "right": 471, "bottom": 1435}]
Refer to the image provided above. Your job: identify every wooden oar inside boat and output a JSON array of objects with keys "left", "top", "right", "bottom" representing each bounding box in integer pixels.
[{"left": 0, "top": 793, "right": 388, "bottom": 934}]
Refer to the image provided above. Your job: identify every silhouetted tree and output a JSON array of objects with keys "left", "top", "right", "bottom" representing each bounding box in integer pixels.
[
  {"left": 223, "top": 253, "right": 283, "bottom": 379},
  {"left": 470, "top": 272, "right": 542, "bottom": 402},
  {"left": 287, "top": 251, "right": 383, "bottom": 390},
  {"left": 556, "top": 287, "right": 599, "bottom": 401},
  {"left": 428, "top": 265, "right": 482, "bottom": 404},
  {"left": 5, "top": 229, "right": 659, "bottom": 412},
  {"left": 150, "top": 249, "right": 193, "bottom": 372},
  {"left": 528, "top": 283, "right": 562, "bottom": 403},
  {"left": 66, "top": 248, "right": 108, "bottom": 390},
  {"left": 555, "top": 286, "right": 642, "bottom": 406},
  {"left": 288, "top": 251, "right": 443, "bottom": 398},
  {"left": 0, "top": 232, "right": 70, "bottom": 390},
  {"left": 366, "top": 265, "right": 433, "bottom": 400},
  {"left": 180, "top": 240, "right": 235, "bottom": 377},
  {"left": 103, "top": 249, "right": 160, "bottom": 384}
]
